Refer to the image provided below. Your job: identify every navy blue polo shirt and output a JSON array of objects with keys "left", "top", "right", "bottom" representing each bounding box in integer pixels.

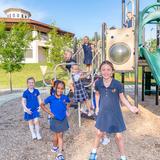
[
  {"left": 127, "top": 19, "right": 133, "bottom": 28},
  {"left": 65, "top": 58, "right": 76, "bottom": 72},
  {"left": 95, "top": 78, "right": 124, "bottom": 111},
  {"left": 95, "top": 78, "right": 126, "bottom": 133},
  {"left": 22, "top": 88, "right": 40, "bottom": 111},
  {"left": 44, "top": 95, "right": 70, "bottom": 121}
]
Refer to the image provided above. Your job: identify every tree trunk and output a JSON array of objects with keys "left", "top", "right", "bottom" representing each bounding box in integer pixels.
[{"left": 9, "top": 72, "right": 12, "bottom": 93}]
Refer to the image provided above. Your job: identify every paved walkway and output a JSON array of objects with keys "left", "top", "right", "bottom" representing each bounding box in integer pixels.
[{"left": 0, "top": 88, "right": 48, "bottom": 107}]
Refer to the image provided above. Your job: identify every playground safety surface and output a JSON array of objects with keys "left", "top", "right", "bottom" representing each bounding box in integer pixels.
[{"left": 0, "top": 92, "right": 160, "bottom": 160}]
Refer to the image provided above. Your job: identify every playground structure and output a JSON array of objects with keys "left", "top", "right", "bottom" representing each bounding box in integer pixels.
[
  {"left": 42, "top": 0, "right": 160, "bottom": 127},
  {"left": 139, "top": 3, "right": 160, "bottom": 105}
]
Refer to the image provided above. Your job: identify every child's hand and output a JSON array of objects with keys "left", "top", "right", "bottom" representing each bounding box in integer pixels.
[
  {"left": 24, "top": 108, "right": 32, "bottom": 115},
  {"left": 50, "top": 113, "right": 54, "bottom": 118},
  {"left": 38, "top": 106, "right": 41, "bottom": 112},
  {"left": 95, "top": 107, "right": 99, "bottom": 115},
  {"left": 130, "top": 106, "right": 140, "bottom": 114}
]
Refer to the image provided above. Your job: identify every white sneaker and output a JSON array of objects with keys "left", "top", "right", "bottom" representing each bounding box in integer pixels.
[
  {"left": 80, "top": 108, "right": 88, "bottom": 114},
  {"left": 101, "top": 137, "right": 110, "bottom": 145},
  {"left": 31, "top": 133, "right": 37, "bottom": 140},
  {"left": 36, "top": 133, "right": 42, "bottom": 140},
  {"left": 88, "top": 111, "right": 94, "bottom": 117}
]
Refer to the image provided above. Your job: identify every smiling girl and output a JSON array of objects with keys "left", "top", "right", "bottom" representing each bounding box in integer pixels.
[
  {"left": 41, "top": 80, "right": 70, "bottom": 160},
  {"left": 89, "top": 61, "right": 139, "bottom": 160}
]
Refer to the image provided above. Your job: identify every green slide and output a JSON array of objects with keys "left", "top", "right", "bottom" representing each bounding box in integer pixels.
[{"left": 140, "top": 47, "right": 160, "bottom": 86}]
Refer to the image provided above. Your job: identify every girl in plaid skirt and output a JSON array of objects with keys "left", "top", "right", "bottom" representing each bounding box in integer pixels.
[{"left": 70, "top": 64, "right": 93, "bottom": 116}]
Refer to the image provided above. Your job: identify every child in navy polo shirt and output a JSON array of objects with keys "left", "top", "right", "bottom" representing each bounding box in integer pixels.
[
  {"left": 41, "top": 80, "right": 70, "bottom": 160},
  {"left": 82, "top": 36, "right": 94, "bottom": 72},
  {"left": 89, "top": 61, "right": 139, "bottom": 160},
  {"left": 22, "top": 77, "right": 42, "bottom": 140}
]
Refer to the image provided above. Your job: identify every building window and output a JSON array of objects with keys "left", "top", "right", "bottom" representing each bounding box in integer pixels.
[
  {"left": 25, "top": 49, "right": 33, "bottom": 58},
  {"left": 13, "top": 13, "right": 15, "bottom": 18},
  {"left": 22, "top": 14, "right": 24, "bottom": 18},
  {"left": 25, "top": 15, "right": 27, "bottom": 18},
  {"left": 17, "top": 14, "right": 19, "bottom": 18},
  {"left": 10, "top": 14, "right": 11, "bottom": 18}
]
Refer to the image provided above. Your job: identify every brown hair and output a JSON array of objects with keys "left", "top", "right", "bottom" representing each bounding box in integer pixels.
[
  {"left": 83, "top": 36, "right": 89, "bottom": 39},
  {"left": 27, "top": 77, "right": 35, "bottom": 83},
  {"left": 99, "top": 60, "right": 115, "bottom": 71}
]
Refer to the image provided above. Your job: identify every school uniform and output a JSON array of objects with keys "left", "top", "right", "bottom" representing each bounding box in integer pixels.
[
  {"left": 65, "top": 58, "right": 76, "bottom": 72},
  {"left": 82, "top": 44, "right": 93, "bottom": 65},
  {"left": 50, "top": 88, "right": 55, "bottom": 95},
  {"left": 22, "top": 88, "right": 40, "bottom": 121},
  {"left": 126, "top": 19, "right": 133, "bottom": 28},
  {"left": 44, "top": 95, "right": 70, "bottom": 133},
  {"left": 72, "top": 73, "right": 88, "bottom": 103},
  {"left": 95, "top": 78, "right": 126, "bottom": 133}
]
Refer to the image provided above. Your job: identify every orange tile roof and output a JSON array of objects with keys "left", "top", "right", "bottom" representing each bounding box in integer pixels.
[{"left": 0, "top": 18, "right": 74, "bottom": 36}]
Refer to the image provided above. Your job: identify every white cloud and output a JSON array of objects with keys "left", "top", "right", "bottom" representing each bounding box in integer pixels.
[{"left": 0, "top": 0, "right": 47, "bottom": 22}]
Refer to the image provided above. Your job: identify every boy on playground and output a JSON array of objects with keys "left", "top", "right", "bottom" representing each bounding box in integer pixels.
[
  {"left": 63, "top": 49, "right": 76, "bottom": 72},
  {"left": 22, "top": 77, "right": 42, "bottom": 140}
]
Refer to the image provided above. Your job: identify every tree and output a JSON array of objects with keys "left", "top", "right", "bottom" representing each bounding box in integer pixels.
[
  {"left": 46, "top": 24, "right": 73, "bottom": 65},
  {"left": 0, "top": 22, "right": 32, "bottom": 92},
  {"left": 149, "top": 39, "right": 157, "bottom": 52}
]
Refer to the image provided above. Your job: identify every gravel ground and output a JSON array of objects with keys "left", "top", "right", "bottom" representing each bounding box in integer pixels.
[{"left": 0, "top": 93, "right": 160, "bottom": 160}]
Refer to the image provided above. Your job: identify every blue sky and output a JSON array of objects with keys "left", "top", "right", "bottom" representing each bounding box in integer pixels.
[{"left": 0, "top": 0, "right": 157, "bottom": 38}]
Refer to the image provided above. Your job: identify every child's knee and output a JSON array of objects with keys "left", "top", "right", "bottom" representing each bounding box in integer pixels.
[
  {"left": 57, "top": 132, "right": 63, "bottom": 138},
  {"left": 28, "top": 120, "right": 34, "bottom": 125},
  {"left": 115, "top": 133, "right": 123, "bottom": 141},
  {"left": 34, "top": 118, "right": 39, "bottom": 124},
  {"left": 96, "top": 130, "right": 103, "bottom": 138}
]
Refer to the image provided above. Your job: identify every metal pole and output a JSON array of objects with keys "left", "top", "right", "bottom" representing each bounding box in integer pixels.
[
  {"left": 78, "top": 102, "right": 81, "bottom": 127},
  {"left": 73, "top": 37, "right": 77, "bottom": 54},
  {"left": 134, "top": 0, "right": 139, "bottom": 107},
  {"left": 122, "top": 0, "right": 126, "bottom": 28},
  {"left": 94, "top": 32, "right": 98, "bottom": 45},
  {"left": 142, "top": 66, "right": 145, "bottom": 101},
  {"left": 122, "top": 0, "right": 126, "bottom": 84},
  {"left": 155, "top": 85, "right": 159, "bottom": 105},
  {"left": 156, "top": 0, "right": 160, "bottom": 105},
  {"left": 102, "top": 23, "right": 106, "bottom": 61}
]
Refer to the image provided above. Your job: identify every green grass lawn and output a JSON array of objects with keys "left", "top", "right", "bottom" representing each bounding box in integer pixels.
[
  {"left": 0, "top": 64, "right": 143, "bottom": 89},
  {"left": 0, "top": 64, "right": 69, "bottom": 89}
]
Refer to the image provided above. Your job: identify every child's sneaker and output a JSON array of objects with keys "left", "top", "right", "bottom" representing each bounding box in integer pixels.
[
  {"left": 119, "top": 156, "right": 127, "bottom": 160},
  {"left": 51, "top": 146, "right": 59, "bottom": 153},
  {"left": 101, "top": 137, "right": 110, "bottom": 145},
  {"left": 55, "top": 153, "right": 65, "bottom": 160},
  {"left": 88, "top": 111, "right": 94, "bottom": 117},
  {"left": 89, "top": 152, "right": 97, "bottom": 160},
  {"left": 36, "top": 133, "right": 42, "bottom": 140},
  {"left": 31, "top": 133, "right": 37, "bottom": 140}
]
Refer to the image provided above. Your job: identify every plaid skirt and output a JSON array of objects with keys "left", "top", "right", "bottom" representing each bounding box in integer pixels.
[{"left": 73, "top": 79, "right": 89, "bottom": 103}]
